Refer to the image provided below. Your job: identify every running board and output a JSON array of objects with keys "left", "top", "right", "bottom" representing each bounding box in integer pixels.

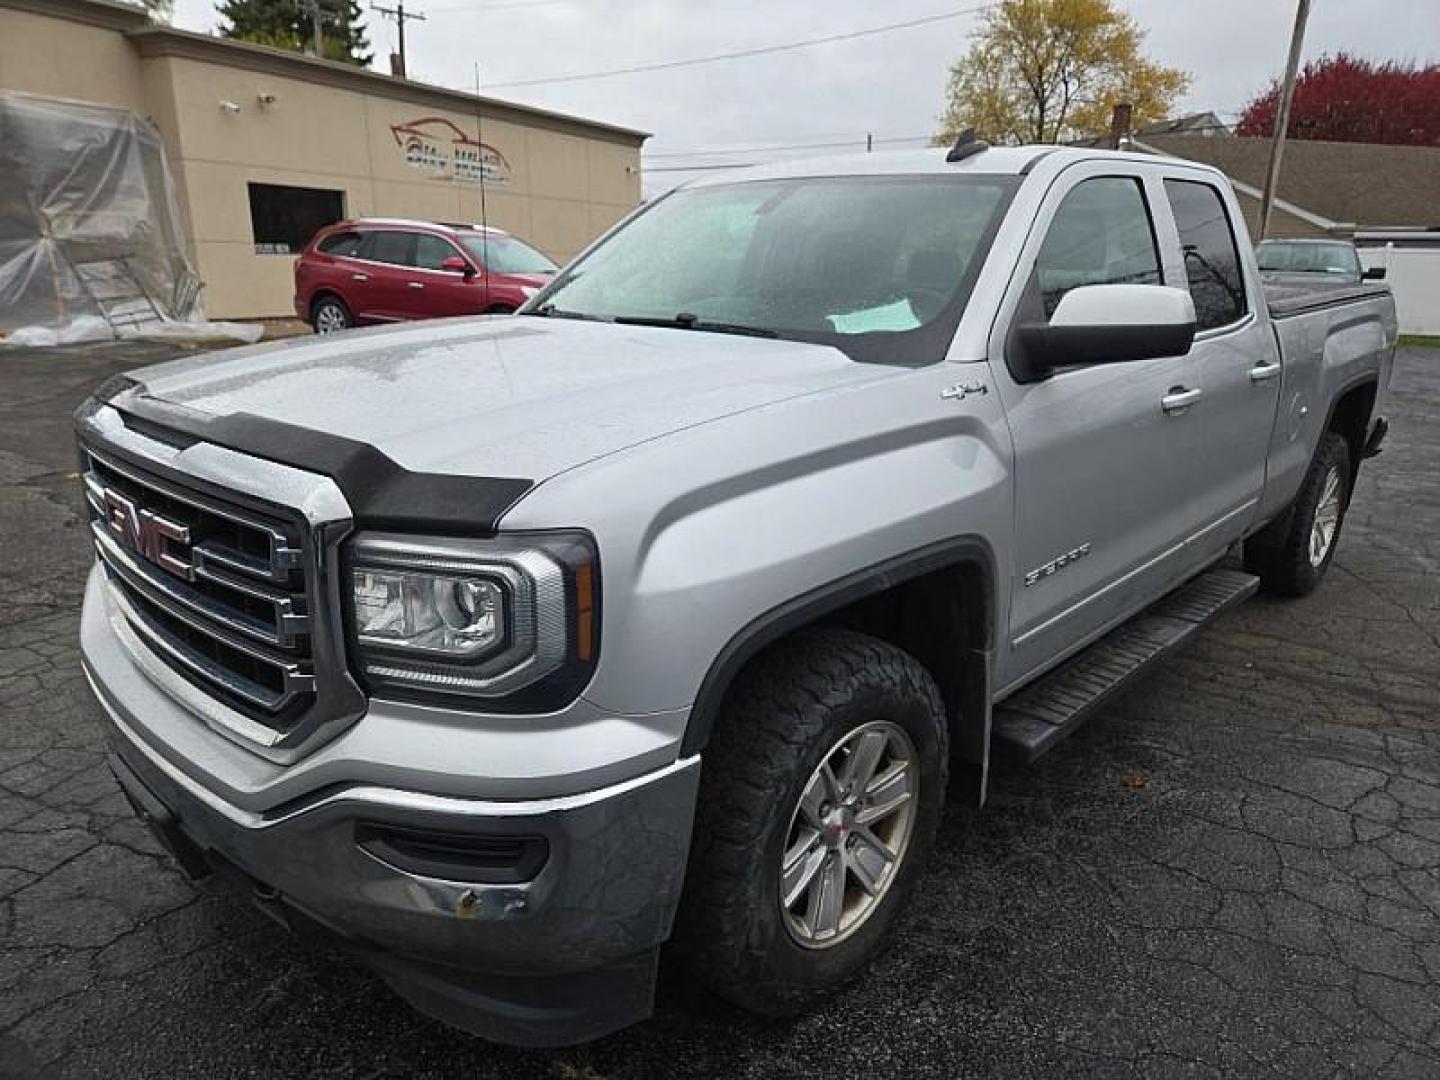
[{"left": 992, "top": 568, "right": 1260, "bottom": 763}]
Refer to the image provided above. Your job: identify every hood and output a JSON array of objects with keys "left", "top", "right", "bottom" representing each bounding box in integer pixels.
[{"left": 126, "top": 317, "right": 892, "bottom": 482}]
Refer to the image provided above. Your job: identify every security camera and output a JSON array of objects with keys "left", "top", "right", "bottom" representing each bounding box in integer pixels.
[
  {"left": 257, "top": 92, "right": 277, "bottom": 106},
  {"left": 219, "top": 100, "right": 241, "bottom": 114}
]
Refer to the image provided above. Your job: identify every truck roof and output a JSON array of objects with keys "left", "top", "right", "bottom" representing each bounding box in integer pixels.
[{"left": 686, "top": 145, "right": 1222, "bottom": 186}]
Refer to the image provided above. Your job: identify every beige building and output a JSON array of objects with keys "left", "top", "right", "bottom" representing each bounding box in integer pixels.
[{"left": 0, "top": 0, "right": 646, "bottom": 318}]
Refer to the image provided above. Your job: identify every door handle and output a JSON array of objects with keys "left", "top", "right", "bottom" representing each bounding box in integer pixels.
[
  {"left": 351, "top": 273, "right": 368, "bottom": 282},
  {"left": 1249, "top": 361, "right": 1282, "bottom": 383},
  {"left": 407, "top": 282, "right": 424, "bottom": 290},
  {"left": 1161, "top": 387, "right": 1202, "bottom": 414}
]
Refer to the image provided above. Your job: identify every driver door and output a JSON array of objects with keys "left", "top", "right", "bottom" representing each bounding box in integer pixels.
[{"left": 992, "top": 168, "right": 1206, "bottom": 691}]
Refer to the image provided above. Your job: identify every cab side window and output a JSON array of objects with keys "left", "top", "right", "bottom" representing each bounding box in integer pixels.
[
  {"left": 364, "top": 231, "right": 415, "bottom": 266},
  {"left": 1034, "top": 177, "right": 1161, "bottom": 320},
  {"left": 317, "top": 230, "right": 363, "bottom": 257},
  {"left": 1164, "top": 179, "right": 1247, "bottom": 331}
]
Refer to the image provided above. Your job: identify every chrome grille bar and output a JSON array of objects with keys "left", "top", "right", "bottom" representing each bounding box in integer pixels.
[
  {"left": 92, "top": 521, "right": 309, "bottom": 654},
  {"left": 106, "top": 581, "right": 309, "bottom": 713},
  {"left": 77, "top": 400, "right": 366, "bottom": 763}
]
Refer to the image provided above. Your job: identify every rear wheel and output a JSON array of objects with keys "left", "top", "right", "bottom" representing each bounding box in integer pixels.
[
  {"left": 1245, "top": 431, "right": 1352, "bottom": 596},
  {"left": 676, "top": 629, "right": 947, "bottom": 1016},
  {"left": 312, "top": 295, "right": 353, "bottom": 334}
]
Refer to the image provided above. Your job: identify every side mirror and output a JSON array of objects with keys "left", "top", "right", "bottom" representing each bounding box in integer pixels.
[
  {"left": 1361, "top": 266, "right": 1386, "bottom": 281},
  {"left": 1011, "top": 284, "right": 1197, "bottom": 383},
  {"left": 441, "top": 256, "right": 473, "bottom": 275}
]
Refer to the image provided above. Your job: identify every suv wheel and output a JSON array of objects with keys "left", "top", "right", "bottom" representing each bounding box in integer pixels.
[
  {"left": 1245, "top": 431, "right": 1352, "bottom": 596},
  {"left": 312, "top": 296, "right": 353, "bottom": 334},
  {"left": 677, "top": 628, "right": 948, "bottom": 1016}
]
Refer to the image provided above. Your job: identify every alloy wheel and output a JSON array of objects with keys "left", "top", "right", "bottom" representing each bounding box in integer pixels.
[
  {"left": 314, "top": 302, "right": 348, "bottom": 334},
  {"left": 779, "top": 720, "right": 918, "bottom": 949},
  {"left": 1310, "top": 464, "right": 1344, "bottom": 567}
]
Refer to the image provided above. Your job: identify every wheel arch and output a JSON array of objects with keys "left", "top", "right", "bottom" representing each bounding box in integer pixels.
[
  {"left": 1323, "top": 376, "right": 1377, "bottom": 491},
  {"left": 682, "top": 535, "right": 998, "bottom": 805},
  {"left": 309, "top": 289, "right": 351, "bottom": 320}
]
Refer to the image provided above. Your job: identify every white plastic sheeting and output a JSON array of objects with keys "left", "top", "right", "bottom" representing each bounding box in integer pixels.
[{"left": 0, "top": 91, "right": 260, "bottom": 346}]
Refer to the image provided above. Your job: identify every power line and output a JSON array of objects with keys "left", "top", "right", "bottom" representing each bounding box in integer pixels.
[
  {"left": 486, "top": 5, "right": 993, "bottom": 89},
  {"left": 425, "top": 0, "right": 571, "bottom": 14}
]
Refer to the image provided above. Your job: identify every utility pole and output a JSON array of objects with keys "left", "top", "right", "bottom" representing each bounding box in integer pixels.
[
  {"left": 1258, "top": 0, "right": 1311, "bottom": 240},
  {"left": 372, "top": 0, "right": 426, "bottom": 79},
  {"left": 1107, "top": 102, "right": 1133, "bottom": 150},
  {"left": 304, "top": 0, "right": 323, "bottom": 56}
]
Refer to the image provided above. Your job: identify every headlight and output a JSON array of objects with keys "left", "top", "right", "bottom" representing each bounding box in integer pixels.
[
  {"left": 353, "top": 570, "right": 503, "bottom": 657},
  {"left": 520, "top": 286, "right": 540, "bottom": 299},
  {"left": 347, "top": 531, "right": 598, "bottom": 708}
]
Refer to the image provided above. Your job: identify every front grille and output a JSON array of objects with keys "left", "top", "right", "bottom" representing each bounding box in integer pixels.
[{"left": 83, "top": 445, "right": 317, "bottom": 732}]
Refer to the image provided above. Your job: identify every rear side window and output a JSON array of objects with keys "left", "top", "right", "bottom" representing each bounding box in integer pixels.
[
  {"left": 364, "top": 231, "right": 415, "bottom": 266},
  {"left": 1034, "top": 177, "right": 1161, "bottom": 319},
  {"left": 317, "top": 231, "right": 363, "bottom": 257},
  {"left": 1165, "top": 179, "right": 1247, "bottom": 331},
  {"left": 413, "top": 234, "right": 461, "bottom": 270}
]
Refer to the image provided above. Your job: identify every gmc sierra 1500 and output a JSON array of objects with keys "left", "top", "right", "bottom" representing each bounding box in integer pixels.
[{"left": 77, "top": 143, "right": 1396, "bottom": 1047}]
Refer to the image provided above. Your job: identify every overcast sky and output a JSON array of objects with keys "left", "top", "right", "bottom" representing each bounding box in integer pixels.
[{"left": 169, "top": 0, "right": 1438, "bottom": 193}]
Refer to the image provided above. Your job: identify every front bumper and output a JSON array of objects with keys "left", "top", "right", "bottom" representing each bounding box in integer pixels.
[{"left": 86, "top": 664, "right": 702, "bottom": 1047}]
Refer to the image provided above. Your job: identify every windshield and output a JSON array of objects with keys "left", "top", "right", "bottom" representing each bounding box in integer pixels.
[
  {"left": 1255, "top": 241, "right": 1361, "bottom": 277},
  {"left": 525, "top": 175, "right": 1018, "bottom": 364},
  {"left": 462, "top": 234, "right": 557, "bottom": 275}
]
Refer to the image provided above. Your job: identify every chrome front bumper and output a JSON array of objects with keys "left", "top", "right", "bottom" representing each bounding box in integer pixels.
[{"left": 86, "top": 656, "right": 701, "bottom": 1047}]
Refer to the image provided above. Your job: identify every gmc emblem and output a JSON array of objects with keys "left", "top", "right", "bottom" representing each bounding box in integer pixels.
[{"left": 103, "top": 488, "right": 193, "bottom": 580}]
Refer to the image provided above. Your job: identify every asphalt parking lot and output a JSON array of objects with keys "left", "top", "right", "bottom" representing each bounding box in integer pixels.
[{"left": 2, "top": 342, "right": 1438, "bottom": 1079}]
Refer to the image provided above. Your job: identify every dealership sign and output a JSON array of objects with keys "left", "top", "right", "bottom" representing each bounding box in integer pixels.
[{"left": 390, "top": 117, "right": 512, "bottom": 186}]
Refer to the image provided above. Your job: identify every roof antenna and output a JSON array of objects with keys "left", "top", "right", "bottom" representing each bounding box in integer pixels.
[
  {"left": 473, "top": 62, "right": 491, "bottom": 311},
  {"left": 946, "top": 127, "right": 989, "bottom": 164}
]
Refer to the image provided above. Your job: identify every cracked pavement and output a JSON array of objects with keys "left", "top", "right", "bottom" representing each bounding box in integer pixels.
[{"left": 1, "top": 343, "right": 1437, "bottom": 1079}]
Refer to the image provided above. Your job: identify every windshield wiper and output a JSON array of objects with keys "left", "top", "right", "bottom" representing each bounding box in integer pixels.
[
  {"left": 613, "top": 313, "right": 779, "bottom": 339},
  {"left": 526, "top": 303, "right": 607, "bottom": 322}
]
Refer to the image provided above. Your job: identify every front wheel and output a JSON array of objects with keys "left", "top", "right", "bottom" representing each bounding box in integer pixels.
[
  {"left": 1245, "top": 431, "right": 1352, "bottom": 596},
  {"left": 676, "top": 629, "right": 948, "bottom": 1016}
]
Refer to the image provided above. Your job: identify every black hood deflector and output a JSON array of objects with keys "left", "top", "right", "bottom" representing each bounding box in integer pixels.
[{"left": 92, "top": 378, "right": 534, "bottom": 535}]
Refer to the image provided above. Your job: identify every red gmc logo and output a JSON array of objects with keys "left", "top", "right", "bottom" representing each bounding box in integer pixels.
[{"left": 103, "top": 488, "right": 193, "bottom": 580}]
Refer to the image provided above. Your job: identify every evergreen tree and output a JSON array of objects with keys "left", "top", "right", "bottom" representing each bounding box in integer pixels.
[{"left": 216, "top": 0, "right": 372, "bottom": 67}]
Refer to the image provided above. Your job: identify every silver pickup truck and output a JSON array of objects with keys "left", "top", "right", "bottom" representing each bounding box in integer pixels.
[{"left": 77, "top": 143, "right": 1396, "bottom": 1046}]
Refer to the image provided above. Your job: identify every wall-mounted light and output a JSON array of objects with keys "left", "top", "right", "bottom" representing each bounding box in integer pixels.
[
  {"left": 257, "top": 92, "right": 277, "bottom": 106},
  {"left": 219, "top": 100, "right": 241, "bottom": 114}
]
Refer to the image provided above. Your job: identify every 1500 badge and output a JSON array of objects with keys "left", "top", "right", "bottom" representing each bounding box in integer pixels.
[{"left": 1024, "top": 542, "right": 1092, "bottom": 587}]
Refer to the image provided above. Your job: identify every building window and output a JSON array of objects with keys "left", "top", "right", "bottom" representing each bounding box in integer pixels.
[{"left": 248, "top": 183, "right": 345, "bottom": 255}]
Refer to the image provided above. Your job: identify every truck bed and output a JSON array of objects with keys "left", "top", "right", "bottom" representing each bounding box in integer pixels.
[{"left": 1263, "top": 278, "right": 1391, "bottom": 319}]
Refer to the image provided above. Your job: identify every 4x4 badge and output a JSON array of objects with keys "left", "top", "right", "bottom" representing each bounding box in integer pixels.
[{"left": 941, "top": 382, "right": 989, "bottom": 401}]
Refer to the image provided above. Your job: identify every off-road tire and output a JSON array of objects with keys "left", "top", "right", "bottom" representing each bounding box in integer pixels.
[
  {"left": 675, "top": 628, "right": 948, "bottom": 1016},
  {"left": 1245, "top": 431, "right": 1352, "bottom": 597}
]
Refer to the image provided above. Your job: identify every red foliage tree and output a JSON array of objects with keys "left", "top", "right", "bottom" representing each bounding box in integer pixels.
[{"left": 1236, "top": 53, "right": 1440, "bottom": 146}]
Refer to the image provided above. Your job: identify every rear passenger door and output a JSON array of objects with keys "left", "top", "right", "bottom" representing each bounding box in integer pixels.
[
  {"left": 1160, "top": 177, "right": 1278, "bottom": 560},
  {"left": 992, "top": 167, "right": 1206, "bottom": 691},
  {"left": 354, "top": 230, "right": 416, "bottom": 321}
]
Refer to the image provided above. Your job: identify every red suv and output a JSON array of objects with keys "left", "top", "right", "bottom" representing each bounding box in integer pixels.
[{"left": 294, "top": 219, "right": 558, "bottom": 333}]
